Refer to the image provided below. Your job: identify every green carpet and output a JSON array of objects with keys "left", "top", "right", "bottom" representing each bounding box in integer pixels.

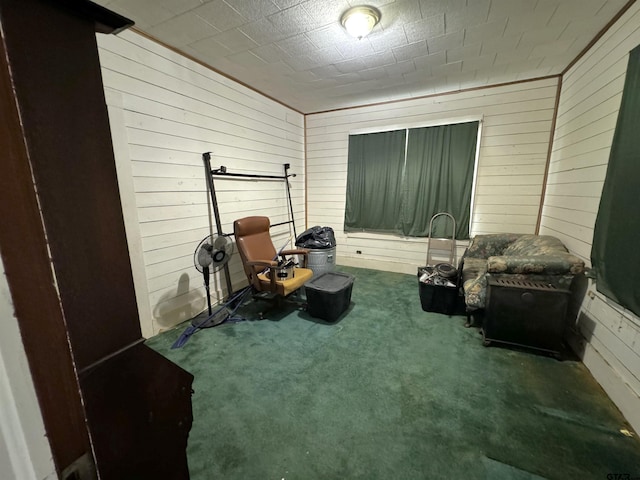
[{"left": 146, "top": 266, "right": 640, "bottom": 479}]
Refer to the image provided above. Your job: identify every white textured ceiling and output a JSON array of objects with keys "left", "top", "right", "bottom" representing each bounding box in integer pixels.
[{"left": 95, "top": 0, "right": 630, "bottom": 113}]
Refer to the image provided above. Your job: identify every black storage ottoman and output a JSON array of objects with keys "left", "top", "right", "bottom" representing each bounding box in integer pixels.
[
  {"left": 305, "top": 271, "right": 354, "bottom": 322},
  {"left": 417, "top": 266, "right": 460, "bottom": 315}
]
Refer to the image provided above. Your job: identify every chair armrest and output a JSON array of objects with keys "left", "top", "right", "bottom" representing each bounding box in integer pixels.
[
  {"left": 246, "top": 260, "right": 278, "bottom": 268},
  {"left": 280, "top": 249, "right": 310, "bottom": 268},
  {"left": 280, "top": 248, "right": 309, "bottom": 256},
  {"left": 247, "top": 259, "right": 281, "bottom": 289},
  {"left": 487, "top": 253, "right": 585, "bottom": 275}
]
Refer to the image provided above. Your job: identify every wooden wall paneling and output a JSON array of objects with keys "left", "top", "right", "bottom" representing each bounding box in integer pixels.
[
  {"left": 97, "top": 30, "right": 305, "bottom": 332},
  {"left": 540, "top": 0, "right": 640, "bottom": 433},
  {"left": 305, "top": 77, "right": 559, "bottom": 275},
  {"left": 106, "top": 89, "right": 155, "bottom": 339}
]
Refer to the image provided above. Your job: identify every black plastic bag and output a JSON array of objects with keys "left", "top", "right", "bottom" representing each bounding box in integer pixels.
[{"left": 296, "top": 226, "right": 336, "bottom": 249}]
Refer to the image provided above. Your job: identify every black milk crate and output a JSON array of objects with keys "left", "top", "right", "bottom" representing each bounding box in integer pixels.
[{"left": 417, "top": 266, "right": 460, "bottom": 316}]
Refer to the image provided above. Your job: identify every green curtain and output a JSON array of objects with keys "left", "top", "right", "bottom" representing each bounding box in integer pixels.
[
  {"left": 344, "top": 129, "right": 407, "bottom": 232},
  {"left": 401, "top": 122, "right": 478, "bottom": 239},
  {"left": 591, "top": 44, "right": 640, "bottom": 317}
]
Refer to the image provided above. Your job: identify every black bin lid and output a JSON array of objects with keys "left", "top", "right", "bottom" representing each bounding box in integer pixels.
[{"left": 306, "top": 272, "right": 354, "bottom": 292}]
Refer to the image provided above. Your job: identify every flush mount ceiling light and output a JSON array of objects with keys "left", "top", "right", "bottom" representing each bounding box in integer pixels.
[{"left": 340, "top": 6, "right": 381, "bottom": 40}]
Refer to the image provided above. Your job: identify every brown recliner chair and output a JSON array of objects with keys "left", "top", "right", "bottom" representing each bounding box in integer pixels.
[{"left": 233, "top": 216, "right": 313, "bottom": 301}]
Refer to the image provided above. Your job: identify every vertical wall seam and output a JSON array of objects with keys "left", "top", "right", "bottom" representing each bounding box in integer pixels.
[
  {"left": 304, "top": 114, "right": 308, "bottom": 230},
  {"left": 536, "top": 75, "right": 563, "bottom": 234}
]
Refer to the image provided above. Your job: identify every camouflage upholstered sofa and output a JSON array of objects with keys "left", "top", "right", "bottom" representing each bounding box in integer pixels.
[{"left": 461, "top": 234, "right": 585, "bottom": 319}]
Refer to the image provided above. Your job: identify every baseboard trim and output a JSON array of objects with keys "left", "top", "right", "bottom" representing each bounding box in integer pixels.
[{"left": 337, "top": 256, "right": 417, "bottom": 275}]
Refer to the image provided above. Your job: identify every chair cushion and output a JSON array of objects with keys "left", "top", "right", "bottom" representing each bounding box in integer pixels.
[
  {"left": 234, "top": 216, "right": 278, "bottom": 280},
  {"left": 258, "top": 267, "right": 314, "bottom": 296},
  {"left": 234, "top": 216, "right": 270, "bottom": 236}
]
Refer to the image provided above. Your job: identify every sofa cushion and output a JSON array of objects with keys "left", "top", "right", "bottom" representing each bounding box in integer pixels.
[
  {"left": 462, "top": 257, "right": 489, "bottom": 310},
  {"left": 462, "top": 257, "right": 487, "bottom": 283},
  {"left": 502, "top": 234, "right": 567, "bottom": 256},
  {"left": 487, "top": 253, "right": 585, "bottom": 275},
  {"left": 463, "top": 271, "right": 577, "bottom": 310},
  {"left": 465, "top": 233, "right": 522, "bottom": 258}
]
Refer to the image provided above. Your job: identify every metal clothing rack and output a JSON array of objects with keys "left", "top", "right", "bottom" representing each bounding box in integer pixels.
[{"left": 202, "top": 151, "right": 298, "bottom": 297}]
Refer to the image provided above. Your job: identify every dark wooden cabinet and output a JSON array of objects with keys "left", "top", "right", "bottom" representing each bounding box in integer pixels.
[
  {"left": 0, "top": 1, "right": 193, "bottom": 477},
  {"left": 483, "top": 276, "right": 570, "bottom": 356},
  {"left": 81, "top": 343, "right": 193, "bottom": 479}
]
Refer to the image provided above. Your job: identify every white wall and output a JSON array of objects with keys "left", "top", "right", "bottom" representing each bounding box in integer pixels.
[
  {"left": 305, "top": 78, "right": 559, "bottom": 274},
  {"left": 92, "top": 15, "right": 640, "bottom": 435},
  {"left": 0, "top": 257, "right": 56, "bottom": 480},
  {"left": 97, "top": 31, "right": 305, "bottom": 336},
  {"left": 540, "top": 1, "right": 640, "bottom": 432}
]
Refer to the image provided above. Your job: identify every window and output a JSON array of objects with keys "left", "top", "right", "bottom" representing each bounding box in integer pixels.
[
  {"left": 591, "top": 44, "right": 640, "bottom": 317},
  {"left": 344, "top": 121, "right": 479, "bottom": 239},
  {"left": 344, "top": 129, "right": 406, "bottom": 234}
]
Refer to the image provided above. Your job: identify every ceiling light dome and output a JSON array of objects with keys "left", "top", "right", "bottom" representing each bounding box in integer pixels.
[{"left": 340, "top": 6, "right": 381, "bottom": 40}]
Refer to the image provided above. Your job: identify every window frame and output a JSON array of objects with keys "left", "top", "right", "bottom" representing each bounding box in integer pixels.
[{"left": 345, "top": 115, "right": 483, "bottom": 240}]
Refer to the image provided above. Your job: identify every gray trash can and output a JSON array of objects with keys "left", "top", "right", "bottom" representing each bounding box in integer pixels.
[
  {"left": 296, "top": 226, "right": 337, "bottom": 277},
  {"left": 306, "top": 247, "right": 336, "bottom": 277}
]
